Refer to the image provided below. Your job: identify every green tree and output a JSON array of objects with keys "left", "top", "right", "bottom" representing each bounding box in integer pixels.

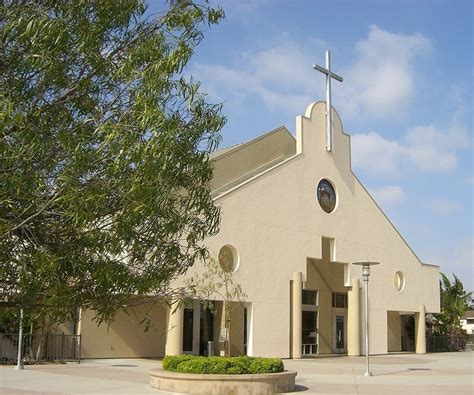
[
  {"left": 0, "top": 0, "right": 225, "bottom": 325},
  {"left": 186, "top": 257, "right": 247, "bottom": 357},
  {"left": 432, "top": 273, "right": 472, "bottom": 336}
]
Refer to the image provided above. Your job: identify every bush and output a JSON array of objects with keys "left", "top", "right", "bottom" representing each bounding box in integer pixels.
[
  {"left": 162, "top": 355, "right": 284, "bottom": 375},
  {"left": 162, "top": 355, "right": 196, "bottom": 371},
  {"left": 248, "top": 357, "right": 284, "bottom": 373}
]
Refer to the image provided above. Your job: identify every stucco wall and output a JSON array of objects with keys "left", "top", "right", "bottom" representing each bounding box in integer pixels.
[
  {"left": 80, "top": 302, "right": 167, "bottom": 358},
  {"left": 387, "top": 311, "right": 402, "bottom": 352},
  {"left": 175, "top": 101, "right": 440, "bottom": 357}
]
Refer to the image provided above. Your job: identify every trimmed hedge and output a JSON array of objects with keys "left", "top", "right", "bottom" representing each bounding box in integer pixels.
[{"left": 162, "top": 355, "right": 284, "bottom": 375}]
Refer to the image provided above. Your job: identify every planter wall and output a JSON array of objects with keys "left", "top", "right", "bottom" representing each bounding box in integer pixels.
[{"left": 149, "top": 369, "right": 297, "bottom": 394}]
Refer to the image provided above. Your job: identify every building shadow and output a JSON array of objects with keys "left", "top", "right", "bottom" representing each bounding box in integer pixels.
[{"left": 292, "top": 384, "right": 309, "bottom": 392}]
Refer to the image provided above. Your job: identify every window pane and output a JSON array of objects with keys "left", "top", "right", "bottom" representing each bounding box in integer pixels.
[
  {"left": 317, "top": 179, "right": 336, "bottom": 213},
  {"left": 332, "top": 293, "right": 347, "bottom": 308},
  {"left": 302, "top": 311, "right": 317, "bottom": 344},
  {"left": 183, "top": 308, "right": 193, "bottom": 352},
  {"left": 302, "top": 290, "right": 317, "bottom": 305}
]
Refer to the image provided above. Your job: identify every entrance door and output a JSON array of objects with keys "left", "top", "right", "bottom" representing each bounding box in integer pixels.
[
  {"left": 302, "top": 311, "right": 317, "bottom": 355},
  {"left": 199, "top": 304, "right": 214, "bottom": 356},
  {"left": 182, "top": 308, "right": 193, "bottom": 353},
  {"left": 332, "top": 314, "right": 347, "bottom": 354},
  {"left": 335, "top": 315, "right": 344, "bottom": 353}
]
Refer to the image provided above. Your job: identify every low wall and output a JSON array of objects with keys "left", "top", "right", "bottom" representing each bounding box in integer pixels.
[{"left": 149, "top": 369, "right": 296, "bottom": 394}]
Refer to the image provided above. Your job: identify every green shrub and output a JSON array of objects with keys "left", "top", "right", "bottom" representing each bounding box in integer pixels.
[
  {"left": 162, "top": 355, "right": 196, "bottom": 371},
  {"left": 248, "top": 357, "right": 284, "bottom": 373},
  {"left": 162, "top": 355, "right": 284, "bottom": 375}
]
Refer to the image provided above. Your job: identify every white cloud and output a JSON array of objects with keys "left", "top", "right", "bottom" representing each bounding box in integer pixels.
[
  {"left": 192, "top": 37, "right": 319, "bottom": 115},
  {"left": 405, "top": 124, "right": 465, "bottom": 172},
  {"left": 194, "top": 25, "right": 433, "bottom": 123},
  {"left": 351, "top": 120, "right": 471, "bottom": 175},
  {"left": 369, "top": 185, "right": 406, "bottom": 207},
  {"left": 340, "top": 25, "right": 431, "bottom": 119},
  {"left": 351, "top": 132, "right": 404, "bottom": 175},
  {"left": 423, "top": 199, "right": 462, "bottom": 215},
  {"left": 424, "top": 238, "right": 474, "bottom": 291}
]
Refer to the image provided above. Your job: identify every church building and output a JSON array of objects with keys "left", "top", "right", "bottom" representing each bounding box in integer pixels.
[{"left": 76, "top": 100, "right": 440, "bottom": 359}]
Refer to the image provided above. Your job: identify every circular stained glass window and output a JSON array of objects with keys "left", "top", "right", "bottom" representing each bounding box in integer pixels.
[
  {"left": 317, "top": 179, "right": 336, "bottom": 213},
  {"left": 218, "top": 245, "right": 239, "bottom": 273},
  {"left": 394, "top": 271, "right": 405, "bottom": 292}
]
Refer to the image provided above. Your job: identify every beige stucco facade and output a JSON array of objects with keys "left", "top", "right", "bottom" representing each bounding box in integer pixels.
[{"left": 75, "top": 101, "right": 440, "bottom": 359}]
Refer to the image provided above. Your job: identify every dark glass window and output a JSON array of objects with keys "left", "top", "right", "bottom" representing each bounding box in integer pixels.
[
  {"left": 243, "top": 307, "right": 248, "bottom": 355},
  {"left": 332, "top": 293, "right": 347, "bottom": 308},
  {"left": 317, "top": 179, "right": 336, "bottom": 213},
  {"left": 302, "top": 311, "right": 317, "bottom": 345},
  {"left": 183, "top": 308, "right": 193, "bottom": 352},
  {"left": 302, "top": 290, "right": 317, "bottom": 305}
]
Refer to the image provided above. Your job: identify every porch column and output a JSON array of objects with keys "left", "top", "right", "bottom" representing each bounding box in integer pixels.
[
  {"left": 347, "top": 278, "right": 361, "bottom": 356},
  {"left": 415, "top": 304, "right": 426, "bottom": 354},
  {"left": 292, "top": 271, "right": 302, "bottom": 359},
  {"left": 165, "top": 302, "right": 183, "bottom": 356}
]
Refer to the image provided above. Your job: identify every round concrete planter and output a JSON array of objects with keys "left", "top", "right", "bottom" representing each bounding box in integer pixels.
[{"left": 149, "top": 369, "right": 297, "bottom": 394}]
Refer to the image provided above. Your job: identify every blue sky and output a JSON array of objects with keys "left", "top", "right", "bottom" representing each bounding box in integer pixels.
[{"left": 154, "top": 1, "right": 473, "bottom": 289}]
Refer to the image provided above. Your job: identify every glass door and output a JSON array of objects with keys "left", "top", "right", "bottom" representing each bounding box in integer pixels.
[
  {"left": 182, "top": 308, "right": 193, "bottom": 353},
  {"left": 335, "top": 315, "right": 344, "bottom": 353},
  {"left": 302, "top": 311, "right": 317, "bottom": 355},
  {"left": 199, "top": 303, "right": 214, "bottom": 356}
]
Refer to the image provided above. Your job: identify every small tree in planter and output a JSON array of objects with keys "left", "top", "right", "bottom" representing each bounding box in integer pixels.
[{"left": 186, "top": 257, "right": 246, "bottom": 357}]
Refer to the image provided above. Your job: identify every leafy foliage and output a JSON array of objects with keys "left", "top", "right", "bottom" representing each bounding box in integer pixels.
[
  {"left": 430, "top": 273, "right": 472, "bottom": 336},
  {"left": 0, "top": 0, "right": 225, "bottom": 325},
  {"left": 162, "top": 355, "right": 284, "bottom": 374}
]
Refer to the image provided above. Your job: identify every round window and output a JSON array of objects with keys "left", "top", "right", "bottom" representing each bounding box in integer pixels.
[
  {"left": 394, "top": 271, "right": 405, "bottom": 292},
  {"left": 317, "top": 179, "right": 337, "bottom": 213},
  {"left": 218, "top": 245, "right": 239, "bottom": 273}
]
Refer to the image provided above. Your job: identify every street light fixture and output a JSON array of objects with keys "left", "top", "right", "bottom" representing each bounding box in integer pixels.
[
  {"left": 353, "top": 261, "right": 380, "bottom": 377},
  {"left": 15, "top": 308, "right": 24, "bottom": 370}
]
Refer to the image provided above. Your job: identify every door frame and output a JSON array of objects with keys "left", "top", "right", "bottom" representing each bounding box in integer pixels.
[{"left": 332, "top": 308, "right": 347, "bottom": 353}]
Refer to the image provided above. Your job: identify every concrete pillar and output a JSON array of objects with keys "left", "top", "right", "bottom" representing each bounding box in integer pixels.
[
  {"left": 347, "top": 278, "right": 361, "bottom": 356},
  {"left": 292, "top": 271, "right": 302, "bottom": 359},
  {"left": 165, "top": 302, "right": 183, "bottom": 356},
  {"left": 415, "top": 304, "right": 426, "bottom": 354}
]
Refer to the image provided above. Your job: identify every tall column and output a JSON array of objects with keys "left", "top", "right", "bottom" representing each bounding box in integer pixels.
[
  {"left": 292, "top": 271, "right": 302, "bottom": 359},
  {"left": 415, "top": 304, "right": 426, "bottom": 354},
  {"left": 347, "top": 278, "right": 361, "bottom": 356},
  {"left": 165, "top": 302, "right": 183, "bottom": 356}
]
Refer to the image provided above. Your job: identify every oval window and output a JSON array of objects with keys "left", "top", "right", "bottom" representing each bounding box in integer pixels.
[
  {"left": 218, "top": 245, "right": 239, "bottom": 273},
  {"left": 317, "top": 179, "right": 337, "bottom": 213},
  {"left": 394, "top": 271, "right": 405, "bottom": 292}
]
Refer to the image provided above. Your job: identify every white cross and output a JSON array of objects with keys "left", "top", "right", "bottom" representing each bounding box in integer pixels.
[{"left": 313, "top": 50, "right": 343, "bottom": 152}]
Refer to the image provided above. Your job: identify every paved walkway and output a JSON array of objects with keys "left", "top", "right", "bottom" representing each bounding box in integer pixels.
[{"left": 0, "top": 352, "right": 472, "bottom": 394}]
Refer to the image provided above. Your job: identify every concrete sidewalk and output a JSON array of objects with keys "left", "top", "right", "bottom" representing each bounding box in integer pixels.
[
  {"left": 0, "top": 352, "right": 472, "bottom": 394},
  {"left": 286, "top": 352, "right": 473, "bottom": 394}
]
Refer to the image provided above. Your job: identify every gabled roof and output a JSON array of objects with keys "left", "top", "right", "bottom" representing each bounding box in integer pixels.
[
  {"left": 210, "top": 126, "right": 296, "bottom": 197},
  {"left": 209, "top": 143, "right": 245, "bottom": 159}
]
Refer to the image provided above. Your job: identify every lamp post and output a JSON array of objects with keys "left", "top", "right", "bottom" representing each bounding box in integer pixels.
[
  {"left": 353, "top": 261, "right": 379, "bottom": 377},
  {"left": 15, "top": 308, "right": 24, "bottom": 370}
]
